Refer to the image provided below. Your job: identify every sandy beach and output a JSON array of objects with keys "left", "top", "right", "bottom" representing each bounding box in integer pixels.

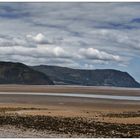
[{"left": 0, "top": 85, "right": 139, "bottom": 137}]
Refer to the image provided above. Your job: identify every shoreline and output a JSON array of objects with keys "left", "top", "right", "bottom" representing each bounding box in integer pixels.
[{"left": 0, "top": 92, "right": 140, "bottom": 101}]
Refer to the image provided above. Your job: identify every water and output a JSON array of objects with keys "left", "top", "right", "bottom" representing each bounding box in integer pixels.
[{"left": 0, "top": 92, "right": 140, "bottom": 101}]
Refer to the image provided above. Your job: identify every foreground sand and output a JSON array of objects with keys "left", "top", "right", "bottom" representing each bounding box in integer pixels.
[{"left": 0, "top": 85, "right": 139, "bottom": 137}]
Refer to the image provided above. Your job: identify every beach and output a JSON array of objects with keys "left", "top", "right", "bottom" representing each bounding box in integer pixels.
[{"left": 0, "top": 85, "right": 139, "bottom": 137}]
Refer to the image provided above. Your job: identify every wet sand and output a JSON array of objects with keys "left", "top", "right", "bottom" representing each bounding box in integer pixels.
[
  {"left": 0, "top": 85, "right": 140, "bottom": 96},
  {"left": 0, "top": 91, "right": 139, "bottom": 124}
]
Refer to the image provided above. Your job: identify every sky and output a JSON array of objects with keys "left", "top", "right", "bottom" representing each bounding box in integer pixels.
[{"left": 0, "top": 2, "right": 140, "bottom": 82}]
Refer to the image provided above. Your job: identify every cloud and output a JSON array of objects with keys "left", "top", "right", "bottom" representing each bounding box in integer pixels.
[
  {"left": 0, "top": 32, "right": 127, "bottom": 68},
  {"left": 79, "top": 48, "right": 122, "bottom": 62},
  {"left": 26, "top": 33, "right": 50, "bottom": 44},
  {"left": 84, "top": 64, "right": 94, "bottom": 69},
  {"left": 0, "top": 45, "right": 70, "bottom": 59}
]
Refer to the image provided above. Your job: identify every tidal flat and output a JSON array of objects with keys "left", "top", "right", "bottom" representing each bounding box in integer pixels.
[{"left": 0, "top": 85, "right": 139, "bottom": 138}]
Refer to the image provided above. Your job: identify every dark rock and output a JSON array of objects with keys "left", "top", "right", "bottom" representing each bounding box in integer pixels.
[
  {"left": 0, "top": 61, "right": 54, "bottom": 85},
  {"left": 32, "top": 65, "right": 140, "bottom": 88}
]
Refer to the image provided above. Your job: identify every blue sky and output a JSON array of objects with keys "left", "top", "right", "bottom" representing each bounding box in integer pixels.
[{"left": 0, "top": 3, "right": 140, "bottom": 82}]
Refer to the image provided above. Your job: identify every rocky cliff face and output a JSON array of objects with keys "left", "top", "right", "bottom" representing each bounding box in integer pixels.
[
  {"left": 32, "top": 65, "right": 140, "bottom": 88},
  {"left": 0, "top": 62, "right": 54, "bottom": 85}
]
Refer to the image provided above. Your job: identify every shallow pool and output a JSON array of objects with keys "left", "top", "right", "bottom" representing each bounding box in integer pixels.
[{"left": 0, "top": 92, "right": 140, "bottom": 101}]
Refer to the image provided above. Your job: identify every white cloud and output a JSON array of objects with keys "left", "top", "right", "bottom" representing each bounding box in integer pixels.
[
  {"left": 79, "top": 48, "right": 122, "bottom": 62},
  {"left": 26, "top": 33, "right": 49, "bottom": 44},
  {"left": 84, "top": 64, "right": 94, "bottom": 69}
]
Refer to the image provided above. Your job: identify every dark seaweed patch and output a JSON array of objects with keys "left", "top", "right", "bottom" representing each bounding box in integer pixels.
[{"left": 0, "top": 114, "right": 139, "bottom": 138}]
